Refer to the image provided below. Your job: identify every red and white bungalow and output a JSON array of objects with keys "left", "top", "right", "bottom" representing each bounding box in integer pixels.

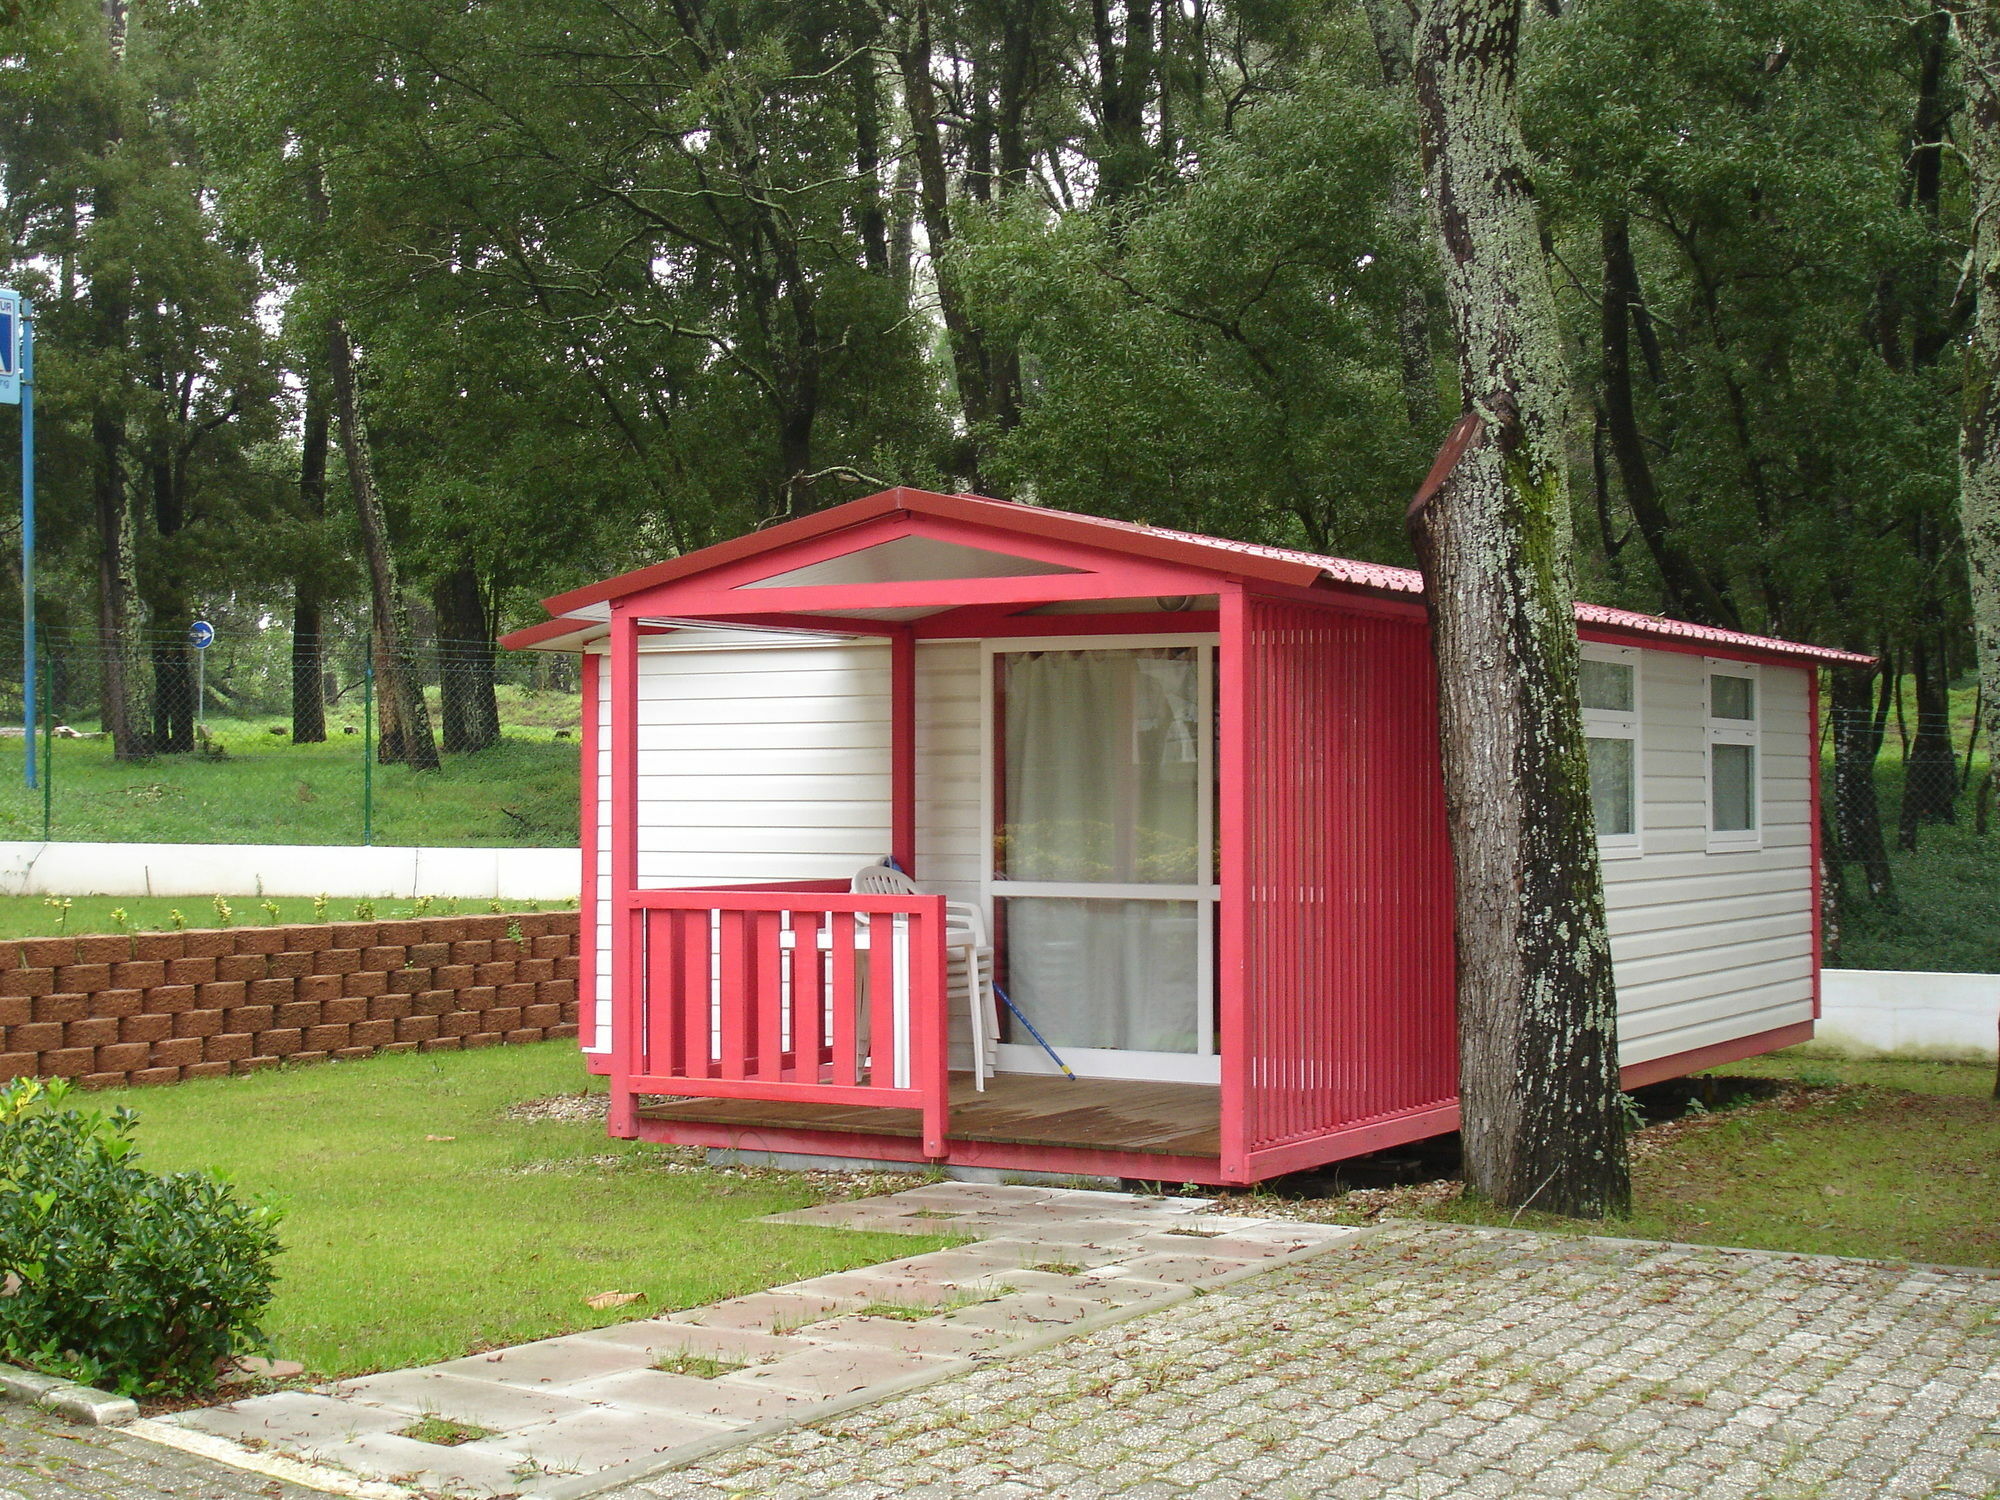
[{"left": 502, "top": 487, "right": 1867, "bottom": 1186}]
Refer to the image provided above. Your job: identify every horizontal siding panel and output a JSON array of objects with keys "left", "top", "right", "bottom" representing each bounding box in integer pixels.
[
  {"left": 1614, "top": 932, "right": 1812, "bottom": 991},
  {"left": 1616, "top": 1000, "right": 1824, "bottom": 1056},
  {"left": 635, "top": 723, "right": 889, "bottom": 754},
  {"left": 1609, "top": 910, "right": 1808, "bottom": 963},
  {"left": 1620, "top": 998, "right": 1815, "bottom": 1064},
  {"left": 1617, "top": 957, "right": 1814, "bottom": 1019},
  {"left": 1607, "top": 887, "right": 1804, "bottom": 936},
  {"left": 1605, "top": 864, "right": 1811, "bottom": 907},
  {"left": 638, "top": 695, "right": 890, "bottom": 727}
]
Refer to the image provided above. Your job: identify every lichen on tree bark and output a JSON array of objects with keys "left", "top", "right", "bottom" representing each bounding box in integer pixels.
[{"left": 1410, "top": 0, "right": 1629, "bottom": 1216}]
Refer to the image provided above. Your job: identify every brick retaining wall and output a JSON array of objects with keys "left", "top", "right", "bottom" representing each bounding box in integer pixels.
[{"left": 0, "top": 912, "right": 579, "bottom": 1088}]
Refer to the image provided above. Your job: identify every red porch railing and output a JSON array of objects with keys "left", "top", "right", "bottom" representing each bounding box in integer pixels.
[{"left": 610, "top": 885, "right": 953, "bottom": 1156}]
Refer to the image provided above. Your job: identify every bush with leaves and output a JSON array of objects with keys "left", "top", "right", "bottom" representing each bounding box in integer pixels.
[{"left": 0, "top": 1078, "right": 283, "bottom": 1395}]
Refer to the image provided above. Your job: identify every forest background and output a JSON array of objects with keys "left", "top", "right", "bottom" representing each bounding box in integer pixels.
[{"left": 0, "top": 0, "right": 1987, "bottom": 969}]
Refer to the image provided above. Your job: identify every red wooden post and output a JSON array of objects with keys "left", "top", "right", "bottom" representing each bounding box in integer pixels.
[
  {"left": 1809, "top": 668, "right": 1824, "bottom": 1020},
  {"left": 679, "top": 909, "right": 709, "bottom": 1079},
  {"left": 607, "top": 608, "right": 641, "bottom": 1138},
  {"left": 913, "top": 898, "right": 950, "bottom": 1157},
  {"left": 577, "top": 650, "right": 600, "bottom": 1056},
  {"left": 830, "top": 913, "right": 860, "bottom": 1085},
  {"left": 891, "top": 628, "right": 917, "bottom": 875},
  {"left": 791, "top": 908, "right": 824, "bottom": 1080},
  {"left": 1217, "top": 584, "right": 1251, "bottom": 1181},
  {"left": 755, "top": 909, "right": 786, "bottom": 1080}
]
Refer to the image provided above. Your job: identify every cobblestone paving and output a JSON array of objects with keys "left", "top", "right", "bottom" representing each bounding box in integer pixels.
[
  {"left": 0, "top": 1401, "right": 322, "bottom": 1499},
  {"left": 158, "top": 1184, "right": 1356, "bottom": 1497},
  {"left": 610, "top": 1225, "right": 2000, "bottom": 1500}
]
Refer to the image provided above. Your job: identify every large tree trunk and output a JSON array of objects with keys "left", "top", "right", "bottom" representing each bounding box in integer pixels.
[
  {"left": 1829, "top": 663, "right": 1897, "bottom": 904},
  {"left": 432, "top": 560, "right": 500, "bottom": 754},
  {"left": 1362, "top": 0, "right": 1439, "bottom": 432},
  {"left": 1953, "top": 2, "right": 2000, "bottom": 925},
  {"left": 900, "top": 0, "right": 1012, "bottom": 486},
  {"left": 326, "top": 320, "right": 440, "bottom": 772},
  {"left": 1897, "top": 631, "right": 1959, "bottom": 846},
  {"left": 1411, "top": 0, "right": 1628, "bottom": 1217},
  {"left": 291, "top": 363, "right": 330, "bottom": 744},
  {"left": 90, "top": 0, "right": 149, "bottom": 761},
  {"left": 1599, "top": 217, "right": 1740, "bottom": 628},
  {"left": 146, "top": 435, "right": 194, "bottom": 754}
]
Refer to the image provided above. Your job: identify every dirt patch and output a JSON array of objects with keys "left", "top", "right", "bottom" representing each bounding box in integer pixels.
[{"left": 506, "top": 1090, "right": 610, "bottom": 1124}]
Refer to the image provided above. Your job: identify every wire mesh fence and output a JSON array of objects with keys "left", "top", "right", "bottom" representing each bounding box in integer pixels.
[
  {"left": 1823, "top": 702, "right": 1993, "bottom": 973},
  {"left": 0, "top": 624, "right": 582, "bottom": 848}
]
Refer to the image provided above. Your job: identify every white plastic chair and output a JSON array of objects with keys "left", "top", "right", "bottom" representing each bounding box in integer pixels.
[{"left": 852, "top": 862, "right": 998, "bottom": 1089}]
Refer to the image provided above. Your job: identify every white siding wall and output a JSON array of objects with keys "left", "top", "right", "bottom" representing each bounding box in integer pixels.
[
  {"left": 915, "top": 641, "right": 985, "bottom": 906},
  {"left": 587, "top": 635, "right": 899, "bottom": 1052},
  {"left": 586, "top": 633, "right": 1816, "bottom": 1070},
  {"left": 1607, "top": 651, "right": 1816, "bottom": 1065}
]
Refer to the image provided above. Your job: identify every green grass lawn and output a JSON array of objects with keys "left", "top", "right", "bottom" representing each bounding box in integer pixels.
[
  {"left": 0, "top": 706, "right": 579, "bottom": 848},
  {"left": 0, "top": 893, "right": 567, "bottom": 942},
  {"left": 1412, "top": 1052, "right": 1998, "bottom": 1268},
  {"left": 1832, "top": 678, "right": 1998, "bottom": 973},
  {"left": 107, "top": 1042, "right": 952, "bottom": 1378}
]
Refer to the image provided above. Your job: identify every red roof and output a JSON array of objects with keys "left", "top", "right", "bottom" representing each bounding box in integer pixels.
[{"left": 508, "top": 487, "right": 1871, "bottom": 667}]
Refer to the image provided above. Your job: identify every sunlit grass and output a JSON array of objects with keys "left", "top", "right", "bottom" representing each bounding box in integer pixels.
[
  {"left": 107, "top": 1041, "right": 954, "bottom": 1377},
  {"left": 0, "top": 708, "right": 579, "bottom": 848},
  {"left": 1423, "top": 1053, "right": 1999, "bottom": 1268}
]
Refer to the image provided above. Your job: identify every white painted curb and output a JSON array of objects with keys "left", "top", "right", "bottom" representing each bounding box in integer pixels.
[{"left": 0, "top": 841, "right": 580, "bottom": 902}]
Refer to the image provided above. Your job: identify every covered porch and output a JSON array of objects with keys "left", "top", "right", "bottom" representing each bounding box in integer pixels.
[
  {"left": 509, "top": 488, "right": 1461, "bottom": 1186},
  {"left": 636, "top": 1071, "right": 1223, "bottom": 1179}
]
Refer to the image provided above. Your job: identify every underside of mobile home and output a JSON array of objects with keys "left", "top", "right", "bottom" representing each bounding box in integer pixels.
[{"left": 504, "top": 488, "right": 1867, "bottom": 1186}]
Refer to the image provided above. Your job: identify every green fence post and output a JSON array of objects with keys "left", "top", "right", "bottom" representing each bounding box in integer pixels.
[
  {"left": 362, "top": 635, "right": 374, "bottom": 847},
  {"left": 39, "top": 643, "right": 50, "bottom": 842}
]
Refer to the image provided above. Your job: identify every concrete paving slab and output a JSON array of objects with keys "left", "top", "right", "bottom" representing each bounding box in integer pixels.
[
  {"left": 170, "top": 1390, "right": 410, "bottom": 1451},
  {"left": 562, "top": 1369, "right": 821, "bottom": 1424},
  {"left": 946, "top": 1219, "right": 1171, "bottom": 1248},
  {"left": 431, "top": 1334, "right": 657, "bottom": 1390},
  {"left": 666, "top": 1290, "right": 864, "bottom": 1332},
  {"left": 332, "top": 1368, "right": 596, "bottom": 1428},
  {"left": 780, "top": 1268, "right": 1013, "bottom": 1305},
  {"left": 1116, "top": 1229, "right": 1322, "bottom": 1260},
  {"left": 308, "top": 1428, "right": 533, "bottom": 1495},
  {"left": 1092, "top": 1251, "right": 1264, "bottom": 1283},
  {"left": 994, "top": 1270, "right": 1182, "bottom": 1306},
  {"left": 792, "top": 1314, "right": 1017, "bottom": 1357},
  {"left": 571, "top": 1319, "right": 807, "bottom": 1365},
  {"left": 722, "top": 1345, "right": 962, "bottom": 1399},
  {"left": 933, "top": 1291, "right": 1113, "bottom": 1334},
  {"left": 487, "top": 1407, "right": 736, "bottom": 1474}
]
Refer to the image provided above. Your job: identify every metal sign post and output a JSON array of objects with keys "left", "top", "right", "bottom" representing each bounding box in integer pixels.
[
  {"left": 188, "top": 620, "right": 214, "bottom": 731},
  {"left": 1, "top": 289, "right": 33, "bottom": 789}
]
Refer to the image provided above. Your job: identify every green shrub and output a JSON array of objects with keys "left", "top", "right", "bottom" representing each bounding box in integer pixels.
[{"left": 0, "top": 1077, "right": 284, "bottom": 1395}]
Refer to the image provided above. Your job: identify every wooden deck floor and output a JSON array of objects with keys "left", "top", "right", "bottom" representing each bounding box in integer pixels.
[{"left": 636, "top": 1073, "right": 1221, "bottom": 1158}]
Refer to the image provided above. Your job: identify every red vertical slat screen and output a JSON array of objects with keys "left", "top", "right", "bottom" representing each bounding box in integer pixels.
[{"left": 1239, "top": 595, "right": 1457, "bottom": 1160}]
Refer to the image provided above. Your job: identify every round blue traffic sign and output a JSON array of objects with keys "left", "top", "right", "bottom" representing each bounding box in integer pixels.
[{"left": 188, "top": 620, "right": 215, "bottom": 649}]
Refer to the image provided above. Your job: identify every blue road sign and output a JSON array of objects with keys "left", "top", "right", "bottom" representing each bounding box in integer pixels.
[
  {"left": 0, "top": 289, "right": 19, "bottom": 406},
  {"left": 188, "top": 620, "right": 215, "bottom": 649}
]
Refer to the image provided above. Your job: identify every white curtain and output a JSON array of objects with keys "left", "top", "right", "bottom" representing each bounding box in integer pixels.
[{"left": 997, "top": 649, "right": 1203, "bottom": 1054}]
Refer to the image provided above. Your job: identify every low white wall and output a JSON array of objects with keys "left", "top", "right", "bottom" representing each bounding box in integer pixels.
[
  {"left": 1818, "top": 968, "right": 1999, "bottom": 1060},
  {"left": 0, "top": 841, "right": 581, "bottom": 902}
]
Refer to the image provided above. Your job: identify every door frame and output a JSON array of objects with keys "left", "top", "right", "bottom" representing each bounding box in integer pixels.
[{"left": 980, "top": 632, "right": 1220, "bottom": 1084}]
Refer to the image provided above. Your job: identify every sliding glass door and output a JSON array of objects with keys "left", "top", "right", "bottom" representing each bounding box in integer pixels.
[{"left": 986, "top": 637, "right": 1217, "bottom": 1083}]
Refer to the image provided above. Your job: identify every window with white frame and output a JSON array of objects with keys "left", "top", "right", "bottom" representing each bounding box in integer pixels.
[
  {"left": 1706, "top": 660, "right": 1760, "bottom": 847},
  {"left": 1580, "top": 646, "right": 1641, "bottom": 853}
]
